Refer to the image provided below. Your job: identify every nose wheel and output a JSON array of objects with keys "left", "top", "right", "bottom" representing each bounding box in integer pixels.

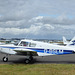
[{"left": 3, "top": 57, "right": 8, "bottom": 62}]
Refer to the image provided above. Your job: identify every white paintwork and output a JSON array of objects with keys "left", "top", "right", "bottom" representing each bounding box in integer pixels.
[{"left": 0, "top": 39, "right": 75, "bottom": 56}]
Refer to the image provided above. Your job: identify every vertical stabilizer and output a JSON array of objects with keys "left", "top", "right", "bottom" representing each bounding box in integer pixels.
[
  {"left": 63, "top": 36, "right": 68, "bottom": 44},
  {"left": 67, "top": 36, "right": 75, "bottom": 46}
]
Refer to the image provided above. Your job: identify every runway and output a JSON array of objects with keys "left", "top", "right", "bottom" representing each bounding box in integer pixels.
[{"left": 0, "top": 53, "right": 75, "bottom": 64}]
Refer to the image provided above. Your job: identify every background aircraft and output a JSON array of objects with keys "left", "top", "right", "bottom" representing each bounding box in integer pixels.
[
  {"left": 63, "top": 36, "right": 75, "bottom": 46},
  {"left": 63, "top": 36, "right": 69, "bottom": 45}
]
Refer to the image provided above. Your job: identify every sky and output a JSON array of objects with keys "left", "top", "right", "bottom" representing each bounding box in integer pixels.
[{"left": 0, "top": 0, "right": 75, "bottom": 39}]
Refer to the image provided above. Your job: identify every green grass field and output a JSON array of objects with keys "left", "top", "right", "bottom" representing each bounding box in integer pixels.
[{"left": 0, "top": 64, "right": 75, "bottom": 75}]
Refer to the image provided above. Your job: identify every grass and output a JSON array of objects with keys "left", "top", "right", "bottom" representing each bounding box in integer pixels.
[{"left": 0, "top": 64, "right": 75, "bottom": 75}]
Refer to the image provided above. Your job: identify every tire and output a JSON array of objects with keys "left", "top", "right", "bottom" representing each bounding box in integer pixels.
[
  {"left": 29, "top": 57, "right": 33, "bottom": 60},
  {"left": 3, "top": 57, "right": 8, "bottom": 62},
  {"left": 25, "top": 59, "right": 30, "bottom": 64}
]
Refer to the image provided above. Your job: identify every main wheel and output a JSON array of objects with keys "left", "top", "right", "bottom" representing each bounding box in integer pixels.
[
  {"left": 3, "top": 57, "right": 8, "bottom": 62},
  {"left": 29, "top": 57, "right": 33, "bottom": 61},
  {"left": 25, "top": 59, "right": 30, "bottom": 64}
]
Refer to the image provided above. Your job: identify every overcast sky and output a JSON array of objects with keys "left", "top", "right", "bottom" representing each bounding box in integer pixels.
[{"left": 0, "top": 0, "right": 75, "bottom": 39}]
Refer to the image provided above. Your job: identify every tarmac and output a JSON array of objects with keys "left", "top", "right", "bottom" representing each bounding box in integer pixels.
[{"left": 0, "top": 53, "right": 75, "bottom": 64}]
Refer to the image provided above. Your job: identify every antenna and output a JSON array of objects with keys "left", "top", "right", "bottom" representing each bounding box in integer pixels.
[{"left": 25, "top": 33, "right": 29, "bottom": 39}]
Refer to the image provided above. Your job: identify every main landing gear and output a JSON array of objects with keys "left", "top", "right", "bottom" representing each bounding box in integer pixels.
[{"left": 25, "top": 56, "right": 33, "bottom": 64}]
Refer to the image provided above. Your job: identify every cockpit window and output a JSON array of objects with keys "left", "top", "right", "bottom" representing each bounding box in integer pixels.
[
  {"left": 19, "top": 41, "right": 28, "bottom": 46},
  {"left": 29, "top": 43, "right": 36, "bottom": 47}
]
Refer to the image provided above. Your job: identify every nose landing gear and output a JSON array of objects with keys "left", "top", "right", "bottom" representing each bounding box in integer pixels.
[{"left": 3, "top": 57, "right": 8, "bottom": 62}]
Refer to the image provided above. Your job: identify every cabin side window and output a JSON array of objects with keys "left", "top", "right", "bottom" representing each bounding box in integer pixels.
[
  {"left": 29, "top": 43, "right": 36, "bottom": 47},
  {"left": 19, "top": 41, "right": 28, "bottom": 46}
]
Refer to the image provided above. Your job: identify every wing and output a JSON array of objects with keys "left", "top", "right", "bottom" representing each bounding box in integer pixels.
[
  {"left": 13, "top": 48, "right": 54, "bottom": 56},
  {"left": 13, "top": 48, "right": 38, "bottom": 56}
]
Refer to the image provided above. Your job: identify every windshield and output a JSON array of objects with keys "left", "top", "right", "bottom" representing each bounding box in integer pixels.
[{"left": 19, "top": 41, "right": 29, "bottom": 46}]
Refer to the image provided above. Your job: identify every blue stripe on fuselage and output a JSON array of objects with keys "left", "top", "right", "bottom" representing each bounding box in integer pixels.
[
  {"left": 0, "top": 46, "right": 21, "bottom": 49},
  {"left": 26, "top": 48, "right": 74, "bottom": 55},
  {"left": 0, "top": 46, "right": 74, "bottom": 55}
]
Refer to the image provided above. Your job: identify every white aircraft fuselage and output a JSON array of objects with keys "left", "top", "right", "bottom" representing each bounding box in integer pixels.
[{"left": 0, "top": 39, "right": 75, "bottom": 63}]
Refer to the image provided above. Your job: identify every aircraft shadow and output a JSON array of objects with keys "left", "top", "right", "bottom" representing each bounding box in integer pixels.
[{"left": 11, "top": 58, "right": 75, "bottom": 64}]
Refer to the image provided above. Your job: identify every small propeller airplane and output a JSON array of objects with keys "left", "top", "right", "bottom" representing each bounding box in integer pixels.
[{"left": 0, "top": 39, "right": 75, "bottom": 64}]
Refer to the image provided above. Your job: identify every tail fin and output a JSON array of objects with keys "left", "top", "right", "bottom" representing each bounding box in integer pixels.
[
  {"left": 63, "top": 36, "right": 68, "bottom": 44},
  {"left": 67, "top": 36, "right": 75, "bottom": 46}
]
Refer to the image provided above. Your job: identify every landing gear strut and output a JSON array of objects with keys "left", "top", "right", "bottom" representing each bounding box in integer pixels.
[{"left": 25, "top": 56, "right": 33, "bottom": 64}]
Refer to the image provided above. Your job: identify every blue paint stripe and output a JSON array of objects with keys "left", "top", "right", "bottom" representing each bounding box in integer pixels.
[
  {"left": 27, "top": 48, "right": 44, "bottom": 50},
  {"left": 26, "top": 48, "right": 74, "bottom": 55},
  {"left": 0, "top": 46, "right": 74, "bottom": 55},
  {"left": 0, "top": 46, "right": 20, "bottom": 49}
]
